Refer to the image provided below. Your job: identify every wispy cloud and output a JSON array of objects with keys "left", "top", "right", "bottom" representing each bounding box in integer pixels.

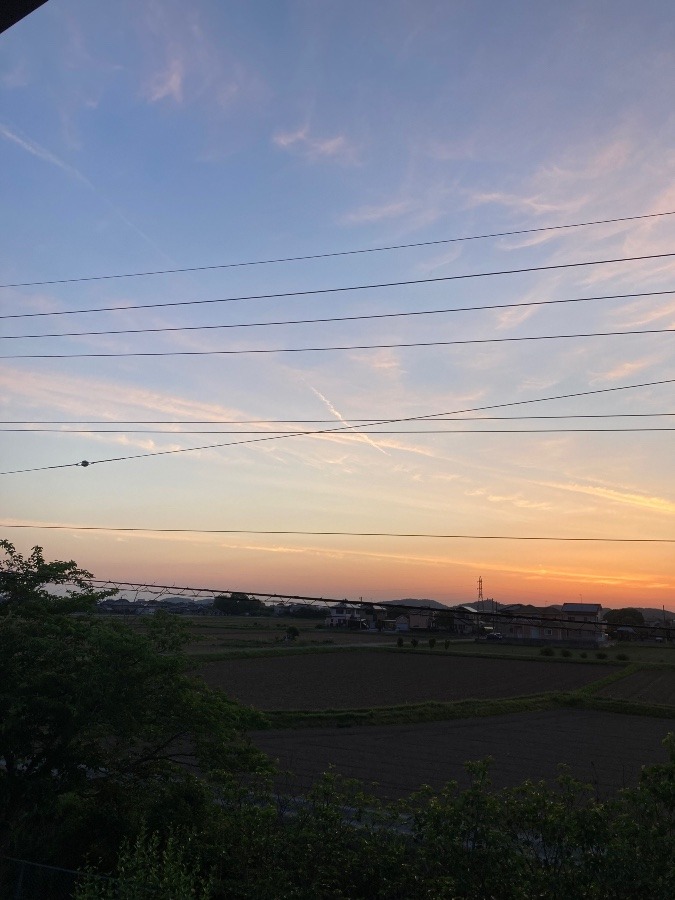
[
  {"left": 463, "top": 487, "right": 553, "bottom": 511},
  {"left": 140, "top": 3, "right": 265, "bottom": 117},
  {"left": 591, "top": 358, "right": 656, "bottom": 382},
  {"left": 273, "top": 125, "right": 359, "bottom": 164},
  {"left": 146, "top": 54, "right": 185, "bottom": 103},
  {"left": 341, "top": 199, "right": 413, "bottom": 224},
  {"left": 469, "top": 190, "right": 578, "bottom": 217},
  {"left": 341, "top": 178, "right": 460, "bottom": 231},
  {"left": 540, "top": 480, "right": 675, "bottom": 515},
  {"left": 0, "top": 367, "right": 249, "bottom": 423}
]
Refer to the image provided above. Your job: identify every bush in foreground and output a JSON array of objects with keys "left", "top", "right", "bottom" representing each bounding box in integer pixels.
[{"left": 74, "top": 737, "right": 675, "bottom": 900}]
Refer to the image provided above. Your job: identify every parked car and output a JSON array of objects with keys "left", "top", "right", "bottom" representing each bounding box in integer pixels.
[{"left": 486, "top": 632, "right": 503, "bottom": 641}]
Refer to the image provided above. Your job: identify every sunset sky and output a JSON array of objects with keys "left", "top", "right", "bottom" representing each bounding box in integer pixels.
[{"left": 1, "top": 0, "right": 674, "bottom": 608}]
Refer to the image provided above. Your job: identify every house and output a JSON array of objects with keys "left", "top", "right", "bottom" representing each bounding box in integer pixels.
[
  {"left": 325, "top": 603, "right": 366, "bottom": 628},
  {"left": 445, "top": 604, "right": 481, "bottom": 635},
  {"left": 497, "top": 605, "right": 566, "bottom": 641},
  {"left": 560, "top": 603, "right": 605, "bottom": 643},
  {"left": 494, "top": 602, "right": 606, "bottom": 646}
]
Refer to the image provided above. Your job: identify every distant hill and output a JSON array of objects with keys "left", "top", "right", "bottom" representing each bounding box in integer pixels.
[
  {"left": 613, "top": 606, "right": 675, "bottom": 621},
  {"left": 381, "top": 598, "right": 451, "bottom": 610}
]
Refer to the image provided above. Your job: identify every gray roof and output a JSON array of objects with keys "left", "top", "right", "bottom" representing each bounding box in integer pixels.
[{"left": 561, "top": 603, "right": 602, "bottom": 613}]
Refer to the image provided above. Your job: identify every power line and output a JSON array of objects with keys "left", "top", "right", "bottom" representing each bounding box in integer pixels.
[
  {"left": 3, "top": 427, "right": 675, "bottom": 434},
  {"left": 2, "top": 208, "right": 674, "bottom": 290},
  {"left": 4, "top": 288, "right": 675, "bottom": 340},
  {"left": 3, "top": 327, "right": 673, "bottom": 359},
  {"left": 2, "top": 523, "right": 673, "bottom": 542},
  {"left": 3, "top": 250, "right": 675, "bottom": 320},
  {"left": 1, "top": 376, "right": 673, "bottom": 475},
  {"left": 86, "top": 581, "right": 674, "bottom": 633},
  {"left": 4, "top": 413, "right": 673, "bottom": 424}
]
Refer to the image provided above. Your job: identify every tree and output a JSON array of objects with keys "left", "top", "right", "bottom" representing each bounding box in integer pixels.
[
  {"left": 603, "top": 607, "right": 645, "bottom": 627},
  {"left": 0, "top": 540, "right": 115, "bottom": 614},
  {"left": 604, "top": 608, "right": 645, "bottom": 639},
  {"left": 0, "top": 543, "right": 270, "bottom": 867},
  {"left": 213, "top": 592, "right": 265, "bottom": 616}
]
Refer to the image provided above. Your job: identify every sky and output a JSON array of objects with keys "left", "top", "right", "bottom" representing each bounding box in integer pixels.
[{"left": 1, "top": 0, "right": 674, "bottom": 608}]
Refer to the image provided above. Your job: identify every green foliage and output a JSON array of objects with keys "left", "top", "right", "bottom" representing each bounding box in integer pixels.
[
  {"left": 285, "top": 625, "right": 300, "bottom": 640},
  {"left": 75, "top": 736, "right": 675, "bottom": 899},
  {"left": 75, "top": 828, "right": 214, "bottom": 899},
  {"left": 560, "top": 648, "right": 572, "bottom": 657},
  {"left": 617, "top": 653, "right": 630, "bottom": 661},
  {"left": 596, "top": 651, "right": 608, "bottom": 659},
  {"left": 540, "top": 646, "right": 555, "bottom": 656},
  {"left": 428, "top": 637, "right": 436, "bottom": 649},
  {"left": 604, "top": 607, "right": 645, "bottom": 627},
  {"left": 0, "top": 544, "right": 270, "bottom": 869},
  {"left": 213, "top": 593, "right": 266, "bottom": 616},
  {"left": 410, "top": 637, "right": 418, "bottom": 648},
  {"left": 444, "top": 639, "right": 450, "bottom": 649},
  {"left": 143, "top": 607, "right": 191, "bottom": 653},
  {"left": 396, "top": 636, "right": 403, "bottom": 647},
  {"left": 0, "top": 540, "right": 115, "bottom": 615}
]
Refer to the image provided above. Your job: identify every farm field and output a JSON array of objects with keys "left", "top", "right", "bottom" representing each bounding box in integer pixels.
[
  {"left": 183, "top": 619, "right": 398, "bottom": 654},
  {"left": 594, "top": 668, "right": 675, "bottom": 706},
  {"left": 251, "top": 708, "right": 674, "bottom": 799},
  {"left": 197, "top": 651, "right": 608, "bottom": 710}
]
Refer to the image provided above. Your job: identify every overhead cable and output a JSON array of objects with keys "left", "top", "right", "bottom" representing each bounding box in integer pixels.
[
  {"left": 2, "top": 208, "right": 674, "bottom": 289},
  {"left": 4, "top": 288, "right": 675, "bottom": 340},
  {"left": 3, "top": 427, "right": 675, "bottom": 434},
  {"left": 85, "top": 580, "right": 675, "bottom": 632},
  {"left": 1, "top": 376, "right": 673, "bottom": 475},
  {"left": 3, "top": 250, "right": 675, "bottom": 320},
  {"left": 4, "top": 413, "right": 673, "bottom": 425},
  {"left": 2, "top": 326, "right": 673, "bottom": 359},
  {"left": 1, "top": 523, "right": 673, "bottom": 542}
]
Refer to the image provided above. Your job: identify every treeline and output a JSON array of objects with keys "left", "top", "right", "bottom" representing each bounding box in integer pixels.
[{"left": 213, "top": 592, "right": 325, "bottom": 617}]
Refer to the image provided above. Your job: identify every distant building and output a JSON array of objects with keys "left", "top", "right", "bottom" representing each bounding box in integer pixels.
[
  {"left": 325, "top": 603, "right": 366, "bottom": 628},
  {"left": 496, "top": 602, "right": 606, "bottom": 646}
]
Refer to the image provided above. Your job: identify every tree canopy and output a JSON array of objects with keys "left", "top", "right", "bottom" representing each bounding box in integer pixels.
[
  {"left": 0, "top": 542, "right": 269, "bottom": 868},
  {"left": 213, "top": 592, "right": 268, "bottom": 615},
  {"left": 603, "top": 607, "right": 646, "bottom": 628}
]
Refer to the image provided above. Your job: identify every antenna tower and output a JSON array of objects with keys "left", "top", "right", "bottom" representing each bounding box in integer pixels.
[{"left": 477, "top": 576, "right": 483, "bottom": 604}]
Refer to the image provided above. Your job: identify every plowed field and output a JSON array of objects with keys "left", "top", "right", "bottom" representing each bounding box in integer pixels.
[
  {"left": 595, "top": 668, "right": 675, "bottom": 705},
  {"left": 251, "top": 709, "right": 674, "bottom": 798},
  {"left": 198, "top": 651, "right": 607, "bottom": 710}
]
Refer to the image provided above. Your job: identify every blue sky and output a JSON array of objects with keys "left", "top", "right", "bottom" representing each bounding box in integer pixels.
[{"left": 1, "top": 0, "right": 674, "bottom": 606}]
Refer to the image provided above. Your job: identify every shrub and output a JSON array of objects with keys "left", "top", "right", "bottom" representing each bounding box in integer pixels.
[
  {"left": 596, "top": 651, "right": 608, "bottom": 659},
  {"left": 444, "top": 639, "right": 450, "bottom": 650},
  {"left": 540, "top": 646, "right": 555, "bottom": 656},
  {"left": 561, "top": 648, "right": 572, "bottom": 657},
  {"left": 410, "top": 638, "right": 418, "bottom": 648},
  {"left": 428, "top": 638, "right": 436, "bottom": 649},
  {"left": 397, "top": 636, "right": 404, "bottom": 648},
  {"left": 616, "top": 653, "right": 630, "bottom": 661},
  {"left": 580, "top": 651, "right": 587, "bottom": 658}
]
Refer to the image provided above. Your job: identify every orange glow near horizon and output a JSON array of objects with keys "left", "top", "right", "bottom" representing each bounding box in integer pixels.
[{"left": 4, "top": 527, "right": 673, "bottom": 611}]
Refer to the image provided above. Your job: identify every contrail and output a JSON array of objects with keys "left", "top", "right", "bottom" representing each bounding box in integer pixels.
[
  {"left": 309, "top": 385, "right": 390, "bottom": 455},
  {"left": 0, "top": 121, "right": 173, "bottom": 264}
]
